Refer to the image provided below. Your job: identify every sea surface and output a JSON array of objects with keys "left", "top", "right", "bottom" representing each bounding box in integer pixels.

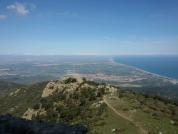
[{"left": 114, "top": 55, "right": 178, "bottom": 80}]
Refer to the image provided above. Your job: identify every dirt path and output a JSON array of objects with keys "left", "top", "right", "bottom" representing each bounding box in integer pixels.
[{"left": 103, "top": 96, "right": 148, "bottom": 134}]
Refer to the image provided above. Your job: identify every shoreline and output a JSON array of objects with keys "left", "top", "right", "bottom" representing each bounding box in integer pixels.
[{"left": 110, "top": 57, "right": 178, "bottom": 84}]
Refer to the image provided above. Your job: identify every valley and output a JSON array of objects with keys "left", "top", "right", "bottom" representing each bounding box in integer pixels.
[{"left": 0, "top": 56, "right": 178, "bottom": 102}]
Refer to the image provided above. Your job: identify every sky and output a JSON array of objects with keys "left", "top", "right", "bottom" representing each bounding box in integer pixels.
[{"left": 0, "top": 0, "right": 178, "bottom": 55}]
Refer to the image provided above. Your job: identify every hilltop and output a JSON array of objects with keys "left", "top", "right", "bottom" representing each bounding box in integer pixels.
[{"left": 0, "top": 76, "right": 178, "bottom": 134}]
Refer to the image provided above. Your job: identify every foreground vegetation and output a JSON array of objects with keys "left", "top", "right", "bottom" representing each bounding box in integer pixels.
[{"left": 0, "top": 77, "right": 178, "bottom": 134}]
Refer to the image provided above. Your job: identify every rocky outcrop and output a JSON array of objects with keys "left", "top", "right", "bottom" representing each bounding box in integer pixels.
[
  {"left": 23, "top": 108, "right": 46, "bottom": 120},
  {"left": 0, "top": 114, "right": 87, "bottom": 134},
  {"left": 41, "top": 81, "right": 58, "bottom": 97},
  {"left": 41, "top": 76, "right": 84, "bottom": 98},
  {"left": 9, "top": 88, "right": 21, "bottom": 96},
  {"left": 41, "top": 76, "right": 118, "bottom": 98}
]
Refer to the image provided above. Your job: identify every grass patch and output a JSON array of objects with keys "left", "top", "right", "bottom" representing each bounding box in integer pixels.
[{"left": 94, "top": 107, "right": 141, "bottom": 134}]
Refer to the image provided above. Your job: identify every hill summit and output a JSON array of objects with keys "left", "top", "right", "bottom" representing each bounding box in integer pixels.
[{"left": 23, "top": 76, "right": 117, "bottom": 121}]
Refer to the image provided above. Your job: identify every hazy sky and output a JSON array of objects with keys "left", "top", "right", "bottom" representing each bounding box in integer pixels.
[{"left": 0, "top": 0, "right": 178, "bottom": 55}]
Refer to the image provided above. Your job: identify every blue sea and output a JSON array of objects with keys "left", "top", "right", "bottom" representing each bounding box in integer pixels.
[{"left": 114, "top": 55, "right": 178, "bottom": 80}]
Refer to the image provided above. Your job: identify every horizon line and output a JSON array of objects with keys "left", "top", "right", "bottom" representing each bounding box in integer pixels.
[{"left": 0, "top": 54, "right": 178, "bottom": 56}]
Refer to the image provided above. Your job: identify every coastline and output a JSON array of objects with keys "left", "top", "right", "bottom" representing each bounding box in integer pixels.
[{"left": 110, "top": 57, "right": 178, "bottom": 84}]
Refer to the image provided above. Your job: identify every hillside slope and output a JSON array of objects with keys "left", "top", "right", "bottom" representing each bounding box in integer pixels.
[
  {"left": 0, "top": 76, "right": 178, "bottom": 134},
  {"left": 0, "top": 80, "right": 23, "bottom": 96}
]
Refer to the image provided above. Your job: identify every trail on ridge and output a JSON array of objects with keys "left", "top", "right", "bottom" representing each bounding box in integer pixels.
[{"left": 103, "top": 96, "right": 147, "bottom": 134}]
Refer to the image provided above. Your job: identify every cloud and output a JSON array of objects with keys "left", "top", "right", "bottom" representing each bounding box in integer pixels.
[
  {"left": 0, "top": 15, "right": 7, "bottom": 20},
  {"left": 7, "top": 2, "right": 29, "bottom": 16}
]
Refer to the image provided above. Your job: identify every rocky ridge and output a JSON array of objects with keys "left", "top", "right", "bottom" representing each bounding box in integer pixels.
[{"left": 23, "top": 76, "right": 117, "bottom": 120}]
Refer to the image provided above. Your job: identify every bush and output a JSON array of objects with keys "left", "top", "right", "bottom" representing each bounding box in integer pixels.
[
  {"left": 33, "top": 103, "right": 40, "bottom": 110},
  {"left": 64, "top": 78, "right": 77, "bottom": 84}
]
